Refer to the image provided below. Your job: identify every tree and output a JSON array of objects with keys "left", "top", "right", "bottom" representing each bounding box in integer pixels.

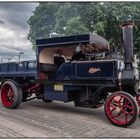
[
  {"left": 79, "top": 2, "right": 140, "bottom": 50},
  {"left": 28, "top": 2, "right": 140, "bottom": 55},
  {"left": 28, "top": 2, "right": 61, "bottom": 47},
  {"left": 63, "top": 16, "right": 89, "bottom": 36}
]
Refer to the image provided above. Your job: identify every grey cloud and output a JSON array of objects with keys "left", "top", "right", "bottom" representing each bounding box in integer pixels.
[
  {"left": 0, "top": 3, "right": 38, "bottom": 61},
  {"left": 0, "top": 44, "right": 22, "bottom": 51},
  {"left": 0, "top": 3, "right": 36, "bottom": 12},
  {"left": 0, "top": 19, "right": 5, "bottom": 24},
  {"left": 0, "top": 45, "right": 36, "bottom": 61},
  {"left": 0, "top": 3, "right": 38, "bottom": 30},
  {"left": 0, "top": 47, "right": 20, "bottom": 57}
]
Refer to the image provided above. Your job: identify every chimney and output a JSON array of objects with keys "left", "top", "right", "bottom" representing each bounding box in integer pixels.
[{"left": 121, "top": 22, "right": 134, "bottom": 69}]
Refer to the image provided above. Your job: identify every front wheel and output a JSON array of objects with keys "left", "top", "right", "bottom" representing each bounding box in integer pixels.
[
  {"left": 1, "top": 81, "right": 23, "bottom": 109},
  {"left": 104, "top": 91, "right": 138, "bottom": 127},
  {"left": 136, "top": 94, "right": 140, "bottom": 117}
]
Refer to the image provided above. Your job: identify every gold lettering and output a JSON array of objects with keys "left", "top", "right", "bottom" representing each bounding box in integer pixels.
[{"left": 88, "top": 67, "right": 101, "bottom": 74}]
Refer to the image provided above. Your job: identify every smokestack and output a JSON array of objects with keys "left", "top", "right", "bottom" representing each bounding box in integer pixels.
[{"left": 121, "top": 22, "right": 134, "bottom": 69}]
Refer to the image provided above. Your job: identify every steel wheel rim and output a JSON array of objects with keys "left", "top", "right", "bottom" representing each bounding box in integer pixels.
[
  {"left": 136, "top": 95, "right": 140, "bottom": 106},
  {"left": 136, "top": 95, "right": 140, "bottom": 114},
  {"left": 106, "top": 94, "right": 135, "bottom": 125},
  {"left": 1, "top": 84, "right": 14, "bottom": 107}
]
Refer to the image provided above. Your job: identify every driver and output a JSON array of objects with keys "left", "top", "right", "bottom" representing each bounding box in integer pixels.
[
  {"left": 72, "top": 45, "right": 85, "bottom": 61},
  {"left": 54, "top": 49, "right": 65, "bottom": 68}
]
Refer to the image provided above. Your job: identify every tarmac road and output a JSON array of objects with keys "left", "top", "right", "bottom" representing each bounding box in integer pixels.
[{"left": 0, "top": 99, "right": 139, "bottom": 138}]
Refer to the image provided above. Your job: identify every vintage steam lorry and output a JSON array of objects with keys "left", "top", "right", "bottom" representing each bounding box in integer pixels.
[{"left": 0, "top": 22, "right": 139, "bottom": 127}]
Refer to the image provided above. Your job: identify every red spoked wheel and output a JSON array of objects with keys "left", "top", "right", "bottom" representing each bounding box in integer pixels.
[
  {"left": 136, "top": 94, "right": 140, "bottom": 116},
  {"left": 105, "top": 91, "right": 138, "bottom": 127},
  {"left": 1, "top": 81, "right": 23, "bottom": 109}
]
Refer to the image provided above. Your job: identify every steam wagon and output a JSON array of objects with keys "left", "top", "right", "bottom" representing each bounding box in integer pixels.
[{"left": 0, "top": 22, "right": 139, "bottom": 127}]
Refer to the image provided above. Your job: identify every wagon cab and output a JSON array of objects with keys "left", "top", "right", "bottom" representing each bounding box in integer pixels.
[{"left": 36, "top": 33, "right": 119, "bottom": 85}]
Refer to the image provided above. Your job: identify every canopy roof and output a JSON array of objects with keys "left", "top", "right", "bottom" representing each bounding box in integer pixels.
[{"left": 36, "top": 34, "right": 109, "bottom": 52}]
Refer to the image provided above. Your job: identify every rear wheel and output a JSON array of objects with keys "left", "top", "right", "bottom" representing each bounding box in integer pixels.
[
  {"left": 17, "top": 87, "right": 23, "bottom": 106},
  {"left": 1, "top": 81, "right": 23, "bottom": 109},
  {"left": 104, "top": 91, "right": 138, "bottom": 127}
]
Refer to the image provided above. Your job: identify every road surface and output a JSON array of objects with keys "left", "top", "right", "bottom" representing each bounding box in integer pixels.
[{"left": 0, "top": 99, "right": 139, "bottom": 138}]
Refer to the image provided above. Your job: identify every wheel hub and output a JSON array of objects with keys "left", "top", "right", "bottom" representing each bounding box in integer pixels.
[
  {"left": 116, "top": 106, "right": 121, "bottom": 113},
  {"left": 7, "top": 89, "right": 13, "bottom": 101}
]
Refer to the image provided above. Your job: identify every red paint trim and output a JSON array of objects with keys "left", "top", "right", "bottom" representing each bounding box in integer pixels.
[
  {"left": 24, "top": 83, "right": 42, "bottom": 93},
  {"left": 39, "top": 72, "right": 46, "bottom": 80}
]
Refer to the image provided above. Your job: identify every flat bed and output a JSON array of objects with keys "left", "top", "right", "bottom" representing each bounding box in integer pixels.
[{"left": 0, "top": 60, "right": 37, "bottom": 80}]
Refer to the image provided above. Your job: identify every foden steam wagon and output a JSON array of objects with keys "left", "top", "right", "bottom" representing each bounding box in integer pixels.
[{"left": 0, "top": 22, "right": 139, "bottom": 127}]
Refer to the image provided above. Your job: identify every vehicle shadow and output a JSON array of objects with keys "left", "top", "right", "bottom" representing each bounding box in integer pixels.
[
  {"left": 24, "top": 100, "right": 140, "bottom": 129},
  {"left": 24, "top": 100, "right": 108, "bottom": 124}
]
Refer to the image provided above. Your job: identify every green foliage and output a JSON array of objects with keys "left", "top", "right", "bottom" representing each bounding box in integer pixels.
[
  {"left": 28, "top": 2, "right": 61, "bottom": 46},
  {"left": 28, "top": 2, "right": 140, "bottom": 54},
  {"left": 63, "top": 16, "right": 89, "bottom": 35}
]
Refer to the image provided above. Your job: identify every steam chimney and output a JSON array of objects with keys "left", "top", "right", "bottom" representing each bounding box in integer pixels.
[{"left": 121, "top": 22, "right": 134, "bottom": 69}]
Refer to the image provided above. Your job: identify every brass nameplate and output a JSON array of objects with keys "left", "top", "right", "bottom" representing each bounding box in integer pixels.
[{"left": 54, "top": 84, "right": 64, "bottom": 91}]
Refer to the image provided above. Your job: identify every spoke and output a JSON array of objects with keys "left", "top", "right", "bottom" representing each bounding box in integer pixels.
[
  {"left": 7, "top": 89, "right": 11, "bottom": 97},
  {"left": 118, "top": 96, "right": 123, "bottom": 104},
  {"left": 122, "top": 107, "right": 134, "bottom": 115},
  {"left": 111, "top": 112, "right": 121, "bottom": 119},
  {"left": 124, "top": 100, "right": 129, "bottom": 107},
  {"left": 110, "top": 102, "right": 117, "bottom": 109},
  {"left": 124, "top": 103, "right": 133, "bottom": 110},
  {"left": 122, "top": 101, "right": 129, "bottom": 111},
  {"left": 122, "top": 111, "right": 133, "bottom": 123},
  {"left": 10, "top": 93, "right": 14, "bottom": 97},
  {"left": 122, "top": 98, "right": 133, "bottom": 113},
  {"left": 127, "top": 111, "right": 134, "bottom": 115},
  {"left": 127, "top": 105, "right": 133, "bottom": 110},
  {"left": 109, "top": 108, "right": 115, "bottom": 115},
  {"left": 112, "top": 98, "right": 118, "bottom": 103},
  {"left": 11, "top": 96, "right": 14, "bottom": 101},
  {"left": 6, "top": 98, "right": 10, "bottom": 102},
  {"left": 9, "top": 89, "right": 13, "bottom": 96},
  {"left": 111, "top": 98, "right": 119, "bottom": 107},
  {"left": 6, "top": 91, "right": 14, "bottom": 102}
]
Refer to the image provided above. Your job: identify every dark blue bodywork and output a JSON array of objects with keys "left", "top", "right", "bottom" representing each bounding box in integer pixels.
[
  {"left": 0, "top": 60, "right": 37, "bottom": 79},
  {"left": 43, "top": 60, "right": 118, "bottom": 101},
  {"left": 44, "top": 85, "right": 82, "bottom": 102},
  {"left": 54, "top": 60, "right": 117, "bottom": 81}
]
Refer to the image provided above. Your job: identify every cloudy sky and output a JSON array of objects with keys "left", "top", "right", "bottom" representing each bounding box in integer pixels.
[{"left": 0, "top": 3, "right": 38, "bottom": 62}]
